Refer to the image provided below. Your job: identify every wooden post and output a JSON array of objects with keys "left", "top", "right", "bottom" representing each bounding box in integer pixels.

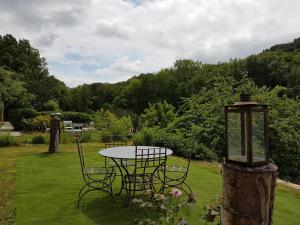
[
  {"left": 222, "top": 163, "right": 277, "bottom": 225},
  {"left": 48, "top": 115, "right": 61, "bottom": 153}
]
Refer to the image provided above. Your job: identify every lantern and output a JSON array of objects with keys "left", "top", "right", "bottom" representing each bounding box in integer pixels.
[{"left": 224, "top": 94, "right": 269, "bottom": 165}]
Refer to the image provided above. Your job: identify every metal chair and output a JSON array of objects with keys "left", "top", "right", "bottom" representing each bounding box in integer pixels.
[
  {"left": 123, "top": 146, "right": 167, "bottom": 206},
  {"left": 104, "top": 134, "right": 127, "bottom": 148},
  {"left": 159, "top": 152, "right": 192, "bottom": 198},
  {"left": 76, "top": 140, "right": 116, "bottom": 207},
  {"left": 103, "top": 135, "right": 129, "bottom": 168}
]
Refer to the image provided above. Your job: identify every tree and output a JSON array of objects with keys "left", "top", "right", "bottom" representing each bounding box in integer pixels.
[
  {"left": 0, "top": 34, "right": 69, "bottom": 110},
  {"left": 139, "top": 101, "right": 176, "bottom": 129},
  {"left": 69, "top": 84, "right": 93, "bottom": 112},
  {"left": 0, "top": 67, "right": 32, "bottom": 109}
]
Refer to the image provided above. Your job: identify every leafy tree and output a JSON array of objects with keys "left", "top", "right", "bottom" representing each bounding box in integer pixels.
[
  {"left": 0, "top": 67, "right": 32, "bottom": 110},
  {"left": 69, "top": 84, "right": 93, "bottom": 112},
  {"left": 0, "top": 34, "right": 69, "bottom": 110},
  {"left": 44, "top": 99, "right": 60, "bottom": 112},
  {"left": 139, "top": 101, "right": 176, "bottom": 129}
]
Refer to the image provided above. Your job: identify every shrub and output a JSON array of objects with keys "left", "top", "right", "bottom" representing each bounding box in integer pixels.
[
  {"left": 62, "top": 111, "right": 93, "bottom": 123},
  {"left": 31, "top": 134, "right": 46, "bottom": 144},
  {"left": 132, "top": 127, "right": 157, "bottom": 146},
  {"left": 8, "top": 108, "right": 37, "bottom": 131},
  {"left": 60, "top": 132, "right": 76, "bottom": 144},
  {"left": 100, "top": 130, "right": 113, "bottom": 143},
  {"left": 80, "top": 130, "right": 101, "bottom": 143},
  {"left": 31, "top": 115, "right": 50, "bottom": 131},
  {"left": 0, "top": 134, "right": 18, "bottom": 147}
]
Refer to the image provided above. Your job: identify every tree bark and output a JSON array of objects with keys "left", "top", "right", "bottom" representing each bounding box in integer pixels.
[
  {"left": 222, "top": 163, "right": 277, "bottom": 225},
  {"left": 48, "top": 116, "right": 60, "bottom": 153}
]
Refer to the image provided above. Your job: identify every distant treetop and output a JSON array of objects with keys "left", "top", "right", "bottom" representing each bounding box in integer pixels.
[{"left": 268, "top": 37, "right": 300, "bottom": 52}]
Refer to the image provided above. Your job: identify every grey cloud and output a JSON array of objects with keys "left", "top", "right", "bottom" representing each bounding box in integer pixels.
[
  {"left": 0, "top": 0, "right": 89, "bottom": 31},
  {"left": 1, "top": 0, "right": 300, "bottom": 85},
  {"left": 37, "top": 33, "right": 58, "bottom": 47},
  {"left": 94, "top": 19, "right": 135, "bottom": 40}
]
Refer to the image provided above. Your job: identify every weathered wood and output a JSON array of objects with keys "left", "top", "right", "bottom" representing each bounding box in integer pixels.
[
  {"left": 48, "top": 116, "right": 60, "bottom": 153},
  {"left": 222, "top": 163, "right": 277, "bottom": 225}
]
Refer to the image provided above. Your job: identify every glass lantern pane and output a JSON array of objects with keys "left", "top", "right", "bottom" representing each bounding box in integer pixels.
[
  {"left": 228, "top": 112, "right": 247, "bottom": 162},
  {"left": 252, "top": 111, "right": 266, "bottom": 162}
]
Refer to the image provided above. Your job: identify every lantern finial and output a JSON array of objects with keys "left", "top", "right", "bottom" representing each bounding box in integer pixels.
[
  {"left": 240, "top": 93, "right": 250, "bottom": 102},
  {"left": 234, "top": 94, "right": 257, "bottom": 106}
]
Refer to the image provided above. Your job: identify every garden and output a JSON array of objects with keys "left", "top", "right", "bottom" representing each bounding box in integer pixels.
[
  {"left": 1, "top": 34, "right": 300, "bottom": 225},
  {"left": 0, "top": 139, "right": 300, "bottom": 225}
]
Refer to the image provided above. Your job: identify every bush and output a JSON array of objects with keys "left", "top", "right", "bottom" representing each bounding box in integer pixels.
[
  {"left": 132, "top": 127, "right": 157, "bottom": 146},
  {"left": 62, "top": 112, "right": 93, "bottom": 123},
  {"left": 60, "top": 132, "right": 76, "bottom": 144},
  {"left": 0, "top": 134, "right": 18, "bottom": 147},
  {"left": 31, "top": 115, "right": 50, "bottom": 131},
  {"left": 31, "top": 134, "right": 46, "bottom": 144},
  {"left": 80, "top": 130, "right": 101, "bottom": 143},
  {"left": 8, "top": 108, "right": 38, "bottom": 131}
]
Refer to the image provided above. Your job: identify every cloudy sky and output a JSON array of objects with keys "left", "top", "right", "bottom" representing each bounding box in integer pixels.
[{"left": 0, "top": 0, "right": 300, "bottom": 87}]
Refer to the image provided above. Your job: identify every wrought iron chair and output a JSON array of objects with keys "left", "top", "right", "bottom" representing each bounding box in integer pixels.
[
  {"left": 123, "top": 146, "right": 167, "bottom": 206},
  {"left": 159, "top": 151, "right": 192, "bottom": 198},
  {"left": 76, "top": 140, "right": 116, "bottom": 207},
  {"left": 104, "top": 134, "right": 127, "bottom": 148},
  {"left": 103, "top": 134, "right": 130, "bottom": 168}
]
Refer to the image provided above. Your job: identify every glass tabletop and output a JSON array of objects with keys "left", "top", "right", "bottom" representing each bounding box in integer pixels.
[{"left": 99, "top": 146, "right": 173, "bottom": 159}]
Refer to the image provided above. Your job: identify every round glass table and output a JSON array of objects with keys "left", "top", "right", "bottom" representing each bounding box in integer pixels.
[{"left": 99, "top": 146, "right": 173, "bottom": 159}]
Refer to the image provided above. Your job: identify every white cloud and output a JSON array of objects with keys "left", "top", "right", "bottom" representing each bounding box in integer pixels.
[{"left": 0, "top": 0, "right": 300, "bottom": 86}]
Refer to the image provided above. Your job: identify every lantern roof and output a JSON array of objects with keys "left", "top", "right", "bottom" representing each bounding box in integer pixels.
[{"left": 226, "top": 94, "right": 268, "bottom": 108}]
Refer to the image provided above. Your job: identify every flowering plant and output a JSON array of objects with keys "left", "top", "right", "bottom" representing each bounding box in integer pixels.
[
  {"left": 201, "top": 197, "right": 221, "bottom": 225},
  {"left": 132, "top": 188, "right": 195, "bottom": 225}
]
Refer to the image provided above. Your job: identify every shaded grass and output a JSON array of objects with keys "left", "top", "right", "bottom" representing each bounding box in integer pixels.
[{"left": 0, "top": 143, "right": 300, "bottom": 225}]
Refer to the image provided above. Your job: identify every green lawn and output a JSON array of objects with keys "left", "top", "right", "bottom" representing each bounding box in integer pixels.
[{"left": 0, "top": 143, "right": 300, "bottom": 225}]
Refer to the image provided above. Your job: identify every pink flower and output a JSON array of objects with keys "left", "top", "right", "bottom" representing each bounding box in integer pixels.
[{"left": 170, "top": 188, "right": 182, "bottom": 198}]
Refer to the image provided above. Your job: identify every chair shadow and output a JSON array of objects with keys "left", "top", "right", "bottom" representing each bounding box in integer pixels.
[{"left": 78, "top": 195, "right": 134, "bottom": 225}]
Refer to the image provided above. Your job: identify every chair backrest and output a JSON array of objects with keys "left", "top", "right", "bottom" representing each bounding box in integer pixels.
[
  {"left": 134, "top": 146, "right": 167, "bottom": 175},
  {"left": 63, "top": 121, "right": 73, "bottom": 130},
  {"left": 73, "top": 123, "right": 83, "bottom": 129},
  {"left": 182, "top": 151, "right": 192, "bottom": 176},
  {"left": 104, "top": 134, "right": 127, "bottom": 148},
  {"left": 76, "top": 140, "right": 87, "bottom": 181}
]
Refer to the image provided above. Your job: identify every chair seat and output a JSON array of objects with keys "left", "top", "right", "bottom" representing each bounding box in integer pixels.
[
  {"left": 84, "top": 167, "right": 113, "bottom": 175},
  {"left": 125, "top": 174, "right": 162, "bottom": 185},
  {"left": 108, "top": 159, "right": 132, "bottom": 167},
  {"left": 162, "top": 165, "right": 188, "bottom": 173}
]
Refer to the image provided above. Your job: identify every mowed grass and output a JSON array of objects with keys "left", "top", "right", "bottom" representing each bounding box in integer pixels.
[{"left": 0, "top": 143, "right": 300, "bottom": 225}]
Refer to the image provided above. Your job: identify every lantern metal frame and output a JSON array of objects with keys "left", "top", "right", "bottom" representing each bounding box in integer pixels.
[{"left": 224, "top": 95, "right": 270, "bottom": 166}]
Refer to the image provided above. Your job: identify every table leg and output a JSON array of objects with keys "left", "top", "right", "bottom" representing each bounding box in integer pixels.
[{"left": 110, "top": 158, "right": 125, "bottom": 196}]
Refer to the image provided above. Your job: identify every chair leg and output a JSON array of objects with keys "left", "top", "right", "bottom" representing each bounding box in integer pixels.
[
  {"left": 77, "top": 188, "right": 97, "bottom": 208},
  {"left": 77, "top": 181, "right": 115, "bottom": 208},
  {"left": 78, "top": 183, "right": 89, "bottom": 199},
  {"left": 182, "top": 182, "right": 192, "bottom": 196},
  {"left": 109, "top": 184, "right": 115, "bottom": 203}
]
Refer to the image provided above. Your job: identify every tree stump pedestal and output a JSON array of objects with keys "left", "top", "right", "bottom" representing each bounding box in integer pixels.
[
  {"left": 222, "top": 163, "right": 277, "bottom": 225},
  {"left": 48, "top": 116, "right": 60, "bottom": 153}
]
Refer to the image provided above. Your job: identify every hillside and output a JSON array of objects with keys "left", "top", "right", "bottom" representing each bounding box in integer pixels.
[{"left": 269, "top": 37, "right": 300, "bottom": 52}]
